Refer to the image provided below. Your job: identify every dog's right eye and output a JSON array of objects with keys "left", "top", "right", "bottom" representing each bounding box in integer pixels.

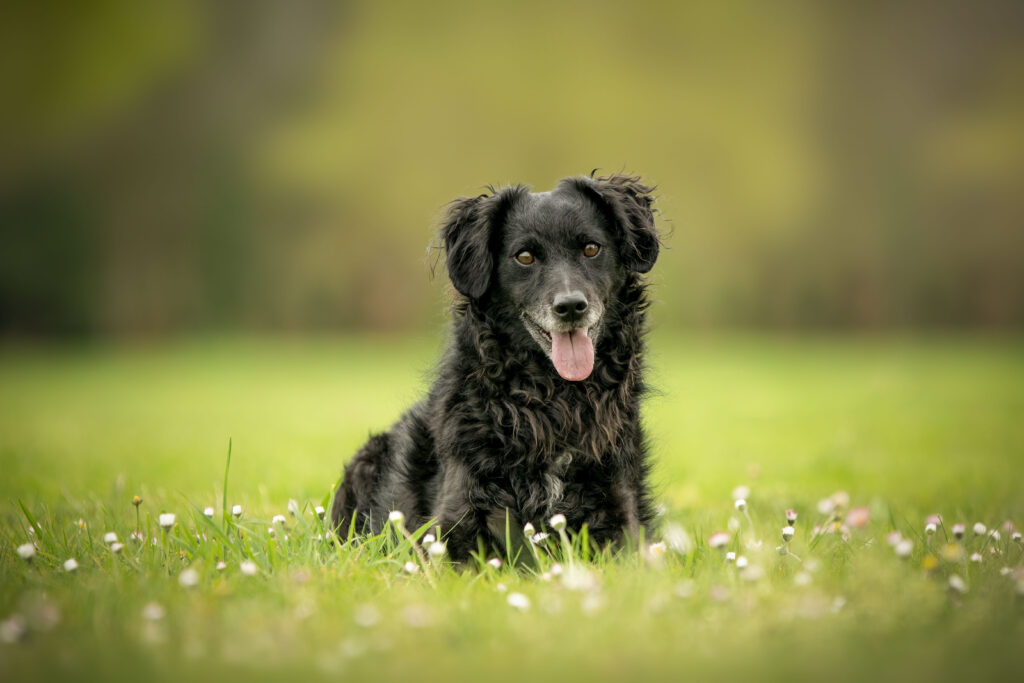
[{"left": 515, "top": 251, "right": 535, "bottom": 265}]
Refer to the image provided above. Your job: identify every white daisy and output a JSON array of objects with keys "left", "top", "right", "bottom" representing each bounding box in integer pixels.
[
  {"left": 506, "top": 592, "right": 531, "bottom": 611},
  {"left": 178, "top": 568, "right": 199, "bottom": 588}
]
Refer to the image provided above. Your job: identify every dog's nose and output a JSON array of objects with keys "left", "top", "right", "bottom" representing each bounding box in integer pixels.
[{"left": 552, "top": 292, "right": 589, "bottom": 323}]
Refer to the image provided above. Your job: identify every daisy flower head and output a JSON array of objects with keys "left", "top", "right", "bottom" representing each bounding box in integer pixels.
[
  {"left": 63, "top": 558, "right": 79, "bottom": 572},
  {"left": 663, "top": 523, "right": 693, "bottom": 554},
  {"left": 847, "top": 507, "right": 870, "bottom": 528},
  {"left": 1, "top": 615, "right": 27, "bottom": 644},
  {"left": 314, "top": 505, "right": 326, "bottom": 520},
  {"left": 141, "top": 602, "right": 165, "bottom": 621},
  {"left": 782, "top": 525, "right": 795, "bottom": 542},
  {"left": 708, "top": 531, "right": 730, "bottom": 549},
  {"left": 731, "top": 485, "right": 750, "bottom": 501},
  {"left": 549, "top": 513, "right": 567, "bottom": 531},
  {"left": 158, "top": 513, "right": 175, "bottom": 530},
  {"left": 973, "top": 522, "right": 987, "bottom": 537},
  {"left": 178, "top": 568, "right": 199, "bottom": 588},
  {"left": 104, "top": 532, "right": 118, "bottom": 545},
  {"left": 203, "top": 507, "right": 215, "bottom": 518},
  {"left": 231, "top": 505, "right": 243, "bottom": 518},
  {"left": 786, "top": 508, "right": 798, "bottom": 524},
  {"left": 951, "top": 523, "right": 965, "bottom": 540},
  {"left": 507, "top": 592, "right": 531, "bottom": 611},
  {"left": 353, "top": 604, "right": 380, "bottom": 628},
  {"left": 388, "top": 510, "right": 405, "bottom": 525},
  {"left": 239, "top": 560, "right": 258, "bottom": 576},
  {"left": 16, "top": 543, "right": 35, "bottom": 560}
]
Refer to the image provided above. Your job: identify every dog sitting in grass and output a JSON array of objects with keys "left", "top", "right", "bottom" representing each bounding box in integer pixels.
[{"left": 331, "top": 172, "right": 661, "bottom": 561}]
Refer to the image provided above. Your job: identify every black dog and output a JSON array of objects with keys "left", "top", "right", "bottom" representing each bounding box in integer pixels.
[{"left": 331, "top": 172, "right": 660, "bottom": 561}]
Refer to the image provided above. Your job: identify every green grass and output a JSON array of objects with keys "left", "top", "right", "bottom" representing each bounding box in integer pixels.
[{"left": 1, "top": 334, "right": 1023, "bottom": 682}]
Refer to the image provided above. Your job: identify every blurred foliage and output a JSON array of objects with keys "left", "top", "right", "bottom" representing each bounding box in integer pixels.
[{"left": 1, "top": 0, "right": 1022, "bottom": 336}]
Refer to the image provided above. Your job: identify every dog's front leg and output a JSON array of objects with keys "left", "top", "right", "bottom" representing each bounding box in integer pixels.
[{"left": 431, "top": 459, "right": 484, "bottom": 562}]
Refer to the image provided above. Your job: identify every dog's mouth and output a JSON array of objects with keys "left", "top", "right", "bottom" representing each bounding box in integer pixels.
[{"left": 521, "top": 315, "right": 597, "bottom": 382}]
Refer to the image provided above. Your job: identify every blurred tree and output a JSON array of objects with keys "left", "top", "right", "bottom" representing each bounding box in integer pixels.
[{"left": 1, "top": 0, "right": 1021, "bottom": 336}]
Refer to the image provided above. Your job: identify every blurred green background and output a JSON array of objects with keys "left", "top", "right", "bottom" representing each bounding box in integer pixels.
[
  {"left": 1, "top": 7, "right": 1023, "bottom": 678},
  {"left": 2, "top": 0, "right": 1023, "bottom": 338}
]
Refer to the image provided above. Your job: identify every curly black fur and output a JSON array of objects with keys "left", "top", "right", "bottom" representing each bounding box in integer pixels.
[{"left": 331, "top": 172, "right": 661, "bottom": 561}]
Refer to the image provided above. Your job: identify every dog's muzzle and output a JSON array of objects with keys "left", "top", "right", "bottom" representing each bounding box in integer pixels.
[{"left": 521, "top": 302, "right": 602, "bottom": 382}]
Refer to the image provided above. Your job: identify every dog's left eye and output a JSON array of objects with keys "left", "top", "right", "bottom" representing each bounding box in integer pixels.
[
  {"left": 516, "top": 251, "right": 535, "bottom": 265},
  {"left": 583, "top": 243, "right": 600, "bottom": 258}
]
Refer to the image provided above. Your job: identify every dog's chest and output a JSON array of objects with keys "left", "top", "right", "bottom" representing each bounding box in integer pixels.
[
  {"left": 508, "top": 448, "right": 589, "bottom": 518},
  {"left": 539, "top": 450, "right": 574, "bottom": 510}
]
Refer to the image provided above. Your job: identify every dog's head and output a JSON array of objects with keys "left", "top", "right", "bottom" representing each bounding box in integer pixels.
[{"left": 441, "top": 173, "right": 659, "bottom": 381}]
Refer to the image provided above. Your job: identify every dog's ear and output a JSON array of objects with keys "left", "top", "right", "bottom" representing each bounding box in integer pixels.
[
  {"left": 565, "top": 173, "right": 659, "bottom": 273},
  {"left": 440, "top": 186, "right": 524, "bottom": 300}
]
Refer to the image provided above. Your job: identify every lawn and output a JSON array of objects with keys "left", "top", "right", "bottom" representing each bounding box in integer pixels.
[{"left": 1, "top": 334, "right": 1022, "bottom": 682}]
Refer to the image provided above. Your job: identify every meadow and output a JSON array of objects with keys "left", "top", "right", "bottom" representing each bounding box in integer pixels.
[{"left": 1, "top": 334, "right": 1022, "bottom": 682}]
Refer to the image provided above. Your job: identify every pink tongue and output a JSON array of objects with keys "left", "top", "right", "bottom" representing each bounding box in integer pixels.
[{"left": 550, "top": 328, "right": 594, "bottom": 381}]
